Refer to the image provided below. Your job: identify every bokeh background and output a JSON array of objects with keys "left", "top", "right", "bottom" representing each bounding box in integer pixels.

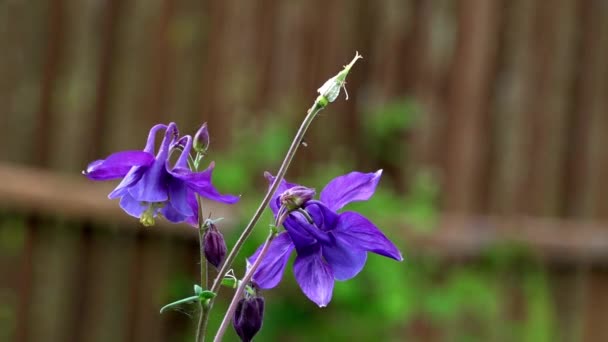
[{"left": 1, "top": 0, "right": 608, "bottom": 341}]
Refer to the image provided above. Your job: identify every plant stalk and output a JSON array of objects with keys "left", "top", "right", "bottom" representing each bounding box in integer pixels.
[
  {"left": 213, "top": 212, "right": 288, "bottom": 341},
  {"left": 195, "top": 193, "right": 209, "bottom": 342},
  {"left": 200, "top": 101, "right": 324, "bottom": 339}
]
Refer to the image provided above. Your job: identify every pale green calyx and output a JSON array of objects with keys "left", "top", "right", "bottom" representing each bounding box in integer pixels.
[{"left": 316, "top": 52, "right": 363, "bottom": 105}]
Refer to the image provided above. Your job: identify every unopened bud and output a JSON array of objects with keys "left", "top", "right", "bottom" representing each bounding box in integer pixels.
[
  {"left": 233, "top": 295, "right": 265, "bottom": 342},
  {"left": 193, "top": 123, "right": 210, "bottom": 153},
  {"left": 203, "top": 223, "right": 226, "bottom": 268},
  {"left": 279, "top": 186, "right": 315, "bottom": 210},
  {"left": 316, "top": 52, "right": 362, "bottom": 106}
]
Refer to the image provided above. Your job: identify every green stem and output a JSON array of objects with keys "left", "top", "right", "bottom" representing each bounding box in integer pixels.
[
  {"left": 213, "top": 212, "right": 287, "bottom": 341},
  {"left": 200, "top": 101, "right": 324, "bottom": 338},
  {"left": 195, "top": 191, "right": 209, "bottom": 342}
]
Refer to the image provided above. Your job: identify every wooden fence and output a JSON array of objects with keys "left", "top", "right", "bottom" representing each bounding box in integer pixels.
[{"left": 1, "top": 0, "right": 608, "bottom": 341}]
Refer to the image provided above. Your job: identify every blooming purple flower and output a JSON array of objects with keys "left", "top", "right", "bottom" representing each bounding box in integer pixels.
[
  {"left": 83, "top": 122, "right": 239, "bottom": 225},
  {"left": 249, "top": 170, "right": 403, "bottom": 307}
]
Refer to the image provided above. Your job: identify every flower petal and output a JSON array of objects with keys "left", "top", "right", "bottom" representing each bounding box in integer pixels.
[
  {"left": 322, "top": 236, "right": 367, "bottom": 281},
  {"left": 108, "top": 166, "right": 146, "bottom": 199},
  {"left": 128, "top": 124, "right": 176, "bottom": 202},
  {"left": 127, "top": 162, "right": 169, "bottom": 202},
  {"left": 320, "top": 170, "right": 383, "bottom": 211},
  {"left": 333, "top": 211, "right": 403, "bottom": 261},
  {"left": 143, "top": 124, "right": 169, "bottom": 154},
  {"left": 119, "top": 193, "right": 147, "bottom": 218},
  {"left": 293, "top": 245, "right": 334, "bottom": 307},
  {"left": 185, "top": 190, "right": 199, "bottom": 227},
  {"left": 283, "top": 212, "right": 325, "bottom": 251},
  {"left": 167, "top": 178, "right": 192, "bottom": 217},
  {"left": 304, "top": 201, "right": 338, "bottom": 231},
  {"left": 161, "top": 202, "right": 187, "bottom": 223},
  {"left": 249, "top": 232, "right": 295, "bottom": 289},
  {"left": 170, "top": 162, "right": 240, "bottom": 204},
  {"left": 84, "top": 151, "right": 154, "bottom": 180},
  {"left": 264, "top": 172, "right": 299, "bottom": 216}
]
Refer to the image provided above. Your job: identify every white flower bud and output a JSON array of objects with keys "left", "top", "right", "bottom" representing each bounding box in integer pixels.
[{"left": 316, "top": 52, "right": 363, "bottom": 105}]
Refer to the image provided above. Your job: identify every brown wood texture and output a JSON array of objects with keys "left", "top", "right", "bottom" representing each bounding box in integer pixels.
[{"left": 1, "top": 0, "right": 608, "bottom": 340}]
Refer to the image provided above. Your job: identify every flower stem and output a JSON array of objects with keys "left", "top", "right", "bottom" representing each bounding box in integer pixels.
[
  {"left": 213, "top": 212, "right": 288, "bottom": 342},
  {"left": 195, "top": 194, "right": 209, "bottom": 342},
  {"left": 200, "top": 101, "right": 325, "bottom": 338}
]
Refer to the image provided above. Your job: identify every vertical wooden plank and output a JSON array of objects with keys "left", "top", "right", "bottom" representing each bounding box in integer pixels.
[
  {"left": 0, "top": 215, "right": 27, "bottom": 342},
  {"left": 27, "top": 220, "right": 82, "bottom": 342},
  {"left": 583, "top": 271, "right": 608, "bottom": 342},
  {"left": 0, "top": 2, "right": 51, "bottom": 164},
  {"left": 486, "top": 0, "right": 535, "bottom": 215},
  {"left": 517, "top": 0, "right": 578, "bottom": 217},
  {"left": 102, "top": 0, "right": 159, "bottom": 155},
  {"left": 198, "top": 0, "right": 231, "bottom": 149},
  {"left": 441, "top": 0, "right": 501, "bottom": 213},
  {"left": 47, "top": 0, "right": 103, "bottom": 172},
  {"left": 131, "top": 235, "right": 174, "bottom": 342},
  {"left": 143, "top": 0, "right": 177, "bottom": 128},
  {"left": 571, "top": 3, "right": 608, "bottom": 341},
  {"left": 14, "top": 217, "right": 36, "bottom": 342},
  {"left": 166, "top": 0, "right": 207, "bottom": 131},
  {"left": 75, "top": 226, "right": 138, "bottom": 342},
  {"left": 409, "top": 0, "right": 457, "bottom": 174},
  {"left": 35, "top": 0, "right": 66, "bottom": 168},
  {"left": 562, "top": 0, "right": 608, "bottom": 219}
]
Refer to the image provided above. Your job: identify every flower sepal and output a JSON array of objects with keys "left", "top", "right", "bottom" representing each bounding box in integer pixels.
[
  {"left": 316, "top": 52, "right": 362, "bottom": 106},
  {"left": 159, "top": 285, "right": 216, "bottom": 314}
]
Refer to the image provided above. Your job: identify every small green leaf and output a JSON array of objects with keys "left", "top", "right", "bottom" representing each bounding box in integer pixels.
[
  {"left": 198, "top": 290, "right": 216, "bottom": 300},
  {"left": 194, "top": 284, "right": 203, "bottom": 295},
  {"left": 159, "top": 295, "right": 200, "bottom": 314},
  {"left": 222, "top": 277, "right": 238, "bottom": 289}
]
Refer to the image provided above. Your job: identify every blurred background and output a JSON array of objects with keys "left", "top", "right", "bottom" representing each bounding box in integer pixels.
[{"left": 1, "top": 0, "right": 608, "bottom": 341}]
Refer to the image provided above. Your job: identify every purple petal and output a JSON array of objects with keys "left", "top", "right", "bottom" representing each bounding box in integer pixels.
[
  {"left": 128, "top": 124, "right": 176, "bottom": 202},
  {"left": 168, "top": 135, "right": 192, "bottom": 170},
  {"left": 167, "top": 178, "right": 192, "bottom": 217},
  {"left": 333, "top": 211, "right": 403, "bottom": 261},
  {"left": 119, "top": 193, "right": 147, "bottom": 218},
  {"left": 84, "top": 151, "right": 154, "bottom": 180},
  {"left": 185, "top": 190, "right": 199, "bottom": 227},
  {"left": 320, "top": 170, "right": 383, "bottom": 211},
  {"left": 161, "top": 202, "right": 187, "bottom": 223},
  {"left": 264, "top": 172, "right": 299, "bottom": 216},
  {"left": 322, "top": 236, "right": 367, "bottom": 281},
  {"left": 172, "top": 162, "right": 240, "bottom": 204},
  {"left": 304, "top": 201, "right": 338, "bottom": 231},
  {"left": 283, "top": 212, "right": 325, "bottom": 251},
  {"left": 108, "top": 166, "right": 146, "bottom": 199},
  {"left": 249, "top": 232, "right": 295, "bottom": 289},
  {"left": 143, "top": 124, "right": 169, "bottom": 153},
  {"left": 127, "top": 161, "right": 169, "bottom": 202},
  {"left": 293, "top": 246, "right": 334, "bottom": 307}
]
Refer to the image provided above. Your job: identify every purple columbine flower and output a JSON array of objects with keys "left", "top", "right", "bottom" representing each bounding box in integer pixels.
[
  {"left": 248, "top": 170, "right": 403, "bottom": 307},
  {"left": 83, "top": 122, "right": 239, "bottom": 225}
]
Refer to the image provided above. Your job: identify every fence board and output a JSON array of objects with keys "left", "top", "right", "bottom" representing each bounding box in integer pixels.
[{"left": 442, "top": 0, "right": 500, "bottom": 213}]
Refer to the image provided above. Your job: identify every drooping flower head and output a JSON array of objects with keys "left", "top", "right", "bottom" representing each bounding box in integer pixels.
[
  {"left": 83, "top": 122, "right": 239, "bottom": 225},
  {"left": 233, "top": 289, "right": 265, "bottom": 342},
  {"left": 249, "top": 170, "right": 403, "bottom": 307}
]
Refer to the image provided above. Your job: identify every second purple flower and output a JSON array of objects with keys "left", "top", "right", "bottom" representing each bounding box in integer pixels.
[{"left": 248, "top": 170, "right": 403, "bottom": 307}]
